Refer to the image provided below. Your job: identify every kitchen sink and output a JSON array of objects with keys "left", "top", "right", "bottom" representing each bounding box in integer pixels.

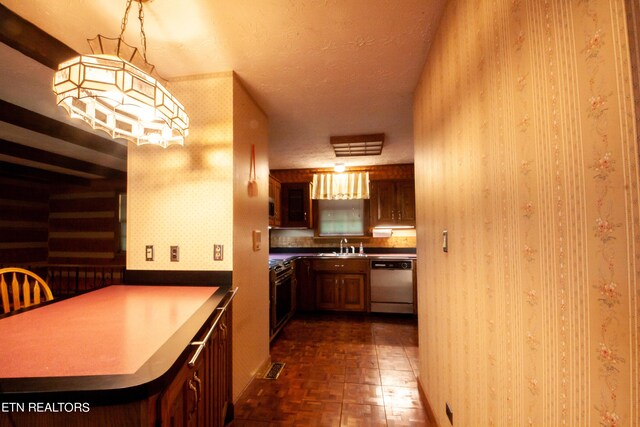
[{"left": 316, "top": 252, "right": 368, "bottom": 257}]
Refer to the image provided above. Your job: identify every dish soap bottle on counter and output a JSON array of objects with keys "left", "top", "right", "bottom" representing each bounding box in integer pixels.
[{"left": 359, "top": 242, "right": 364, "bottom": 255}]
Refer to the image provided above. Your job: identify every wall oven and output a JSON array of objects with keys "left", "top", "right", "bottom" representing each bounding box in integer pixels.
[{"left": 269, "top": 259, "right": 295, "bottom": 340}]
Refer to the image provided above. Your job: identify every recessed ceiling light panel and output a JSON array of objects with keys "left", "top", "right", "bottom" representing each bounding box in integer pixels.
[{"left": 330, "top": 133, "right": 384, "bottom": 157}]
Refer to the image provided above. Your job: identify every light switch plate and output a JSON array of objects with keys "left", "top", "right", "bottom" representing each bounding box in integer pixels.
[
  {"left": 442, "top": 230, "right": 448, "bottom": 253},
  {"left": 170, "top": 246, "right": 179, "bottom": 262},
  {"left": 253, "top": 230, "right": 261, "bottom": 251},
  {"left": 145, "top": 245, "right": 154, "bottom": 261}
]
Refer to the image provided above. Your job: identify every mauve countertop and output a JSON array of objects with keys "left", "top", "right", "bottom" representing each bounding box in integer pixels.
[{"left": 0, "top": 284, "right": 228, "bottom": 402}]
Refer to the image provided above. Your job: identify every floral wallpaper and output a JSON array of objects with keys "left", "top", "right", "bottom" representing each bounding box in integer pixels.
[{"left": 413, "top": 0, "right": 639, "bottom": 425}]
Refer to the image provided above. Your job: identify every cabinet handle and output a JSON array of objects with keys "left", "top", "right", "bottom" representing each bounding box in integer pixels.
[
  {"left": 188, "top": 373, "right": 200, "bottom": 417},
  {"left": 189, "top": 309, "right": 223, "bottom": 367},
  {"left": 220, "top": 287, "right": 239, "bottom": 311},
  {"left": 188, "top": 381, "right": 197, "bottom": 408},
  {"left": 188, "top": 287, "right": 237, "bottom": 367},
  {"left": 392, "top": 210, "right": 395, "bottom": 220},
  {"left": 220, "top": 320, "right": 228, "bottom": 343},
  {"left": 192, "top": 371, "right": 202, "bottom": 403}
]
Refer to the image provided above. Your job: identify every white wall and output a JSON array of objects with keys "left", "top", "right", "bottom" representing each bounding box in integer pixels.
[
  {"left": 127, "top": 71, "right": 270, "bottom": 402},
  {"left": 127, "top": 73, "right": 234, "bottom": 271},
  {"left": 231, "top": 75, "right": 270, "bottom": 400}
]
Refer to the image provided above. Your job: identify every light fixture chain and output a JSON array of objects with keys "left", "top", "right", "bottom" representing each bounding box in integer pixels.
[
  {"left": 118, "top": 0, "right": 134, "bottom": 56},
  {"left": 138, "top": 0, "right": 148, "bottom": 62}
]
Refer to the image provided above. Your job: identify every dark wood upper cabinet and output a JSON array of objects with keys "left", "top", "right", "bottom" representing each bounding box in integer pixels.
[
  {"left": 281, "top": 182, "right": 313, "bottom": 228},
  {"left": 370, "top": 179, "right": 416, "bottom": 228},
  {"left": 268, "top": 175, "right": 282, "bottom": 227}
]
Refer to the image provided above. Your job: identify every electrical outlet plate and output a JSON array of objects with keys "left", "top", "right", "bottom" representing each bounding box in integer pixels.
[
  {"left": 170, "top": 246, "right": 179, "bottom": 262},
  {"left": 214, "top": 244, "right": 223, "bottom": 261},
  {"left": 145, "top": 245, "right": 154, "bottom": 261}
]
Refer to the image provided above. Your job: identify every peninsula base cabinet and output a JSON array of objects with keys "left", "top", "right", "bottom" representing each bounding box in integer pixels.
[
  {"left": 162, "top": 304, "right": 232, "bottom": 427},
  {"left": 1, "top": 292, "right": 234, "bottom": 427}
]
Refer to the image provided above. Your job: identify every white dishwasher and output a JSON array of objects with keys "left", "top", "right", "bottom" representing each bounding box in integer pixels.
[{"left": 370, "top": 259, "right": 414, "bottom": 314}]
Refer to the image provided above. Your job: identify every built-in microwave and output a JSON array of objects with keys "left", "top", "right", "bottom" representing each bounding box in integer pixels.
[{"left": 268, "top": 197, "right": 275, "bottom": 218}]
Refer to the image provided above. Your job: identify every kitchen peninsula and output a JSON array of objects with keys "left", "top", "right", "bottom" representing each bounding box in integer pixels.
[{"left": 0, "top": 284, "right": 235, "bottom": 426}]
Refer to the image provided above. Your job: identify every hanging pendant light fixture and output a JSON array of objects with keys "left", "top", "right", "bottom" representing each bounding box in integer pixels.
[{"left": 52, "top": 0, "right": 189, "bottom": 148}]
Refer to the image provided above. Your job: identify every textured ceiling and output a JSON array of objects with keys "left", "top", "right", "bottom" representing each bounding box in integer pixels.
[{"left": 0, "top": 0, "right": 446, "bottom": 171}]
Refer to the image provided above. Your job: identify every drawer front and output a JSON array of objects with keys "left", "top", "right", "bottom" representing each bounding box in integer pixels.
[{"left": 312, "top": 259, "right": 368, "bottom": 273}]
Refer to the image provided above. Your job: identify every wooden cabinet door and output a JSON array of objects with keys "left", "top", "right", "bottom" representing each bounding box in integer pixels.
[
  {"left": 162, "top": 354, "right": 204, "bottom": 427},
  {"left": 161, "top": 299, "right": 233, "bottom": 427},
  {"left": 296, "top": 259, "right": 314, "bottom": 311},
  {"left": 273, "top": 180, "right": 282, "bottom": 227},
  {"left": 370, "top": 181, "right": 395, "bottom": 226},
  {"left": 186, "top": 361, "right": 205, "bottom": 427},
  {"left": 395, "top": 180, "right": 416, "bottom": 226},
  {"left": 282, "top": 183, "right": 312, "bottom": 228},
  {"left": 370, "top": 180, "right": 416, "bottom": 227},
  {"left": 269, "top": 176, "right": 282, "bottom": 227},
  {"left": 315, "top": 273, "right": 339, "bottom": 310},
  {"left": 165, "top": 377, "right": 186, "bottom": 427},
  {"left": 341, "top": 274, "right": 365, "bottom": 311},
  {"left": 211, "top": 309, "right": 231, "bottom": 427}
]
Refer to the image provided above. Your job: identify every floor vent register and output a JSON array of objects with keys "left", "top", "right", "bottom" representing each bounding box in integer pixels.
[{"left": 263, "top": 362, "right": 285, "bottom": 380}]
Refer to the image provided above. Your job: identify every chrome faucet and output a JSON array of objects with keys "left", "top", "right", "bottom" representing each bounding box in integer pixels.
[{"left": 340, "top": 238, "right": 348, "bottom": 254}]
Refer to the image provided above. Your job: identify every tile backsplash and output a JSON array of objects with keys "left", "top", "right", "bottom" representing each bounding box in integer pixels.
[{"left": 269, "top": 228, "right": 416, "bottom": 250}]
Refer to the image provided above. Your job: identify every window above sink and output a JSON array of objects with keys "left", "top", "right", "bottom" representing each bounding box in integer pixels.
[{"left": 317, "top": 199, "right": 365, "bottom": 236}]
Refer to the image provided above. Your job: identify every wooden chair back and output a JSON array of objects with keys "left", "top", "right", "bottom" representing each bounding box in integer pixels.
[{"left": 0, "top": 267, "right": 54, "bottom": 314}]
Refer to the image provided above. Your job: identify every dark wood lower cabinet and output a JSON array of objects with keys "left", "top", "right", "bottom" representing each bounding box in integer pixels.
[
  {"left": 0, "top": 286, "right": 235, "bottom": 427},
  {"left": 314, "top": 259, "right": 367, "bottom": 312},
  {"left": 315, "top": 272, "right": 365, "bottom": 311},
  {"left": 162, "top": 299, "right": 233, "bottom": 427},
  {"left": 296, "top": 258, "right": 314, "bottom": 311},
  {"left": 341, "top": 274, "right": 366, "bottom": 311},
  {"left": 315, "top": 273, "right": 340, "bottom": 310}
]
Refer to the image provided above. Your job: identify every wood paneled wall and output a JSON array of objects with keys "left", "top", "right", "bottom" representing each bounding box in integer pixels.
[
  {"left": 0, "top": 176, "right": 49, "bottom": 264},
  {"left": 48, "top": 180, "right": 126, "bottom": 265},
  {"left": 270, "top": 163, "right": 414, "bottom": 183}
]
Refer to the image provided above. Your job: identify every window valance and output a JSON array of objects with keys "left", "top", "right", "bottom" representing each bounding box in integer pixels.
[{"left": 311, "top": 172, "right": 370, "bottom": 200}]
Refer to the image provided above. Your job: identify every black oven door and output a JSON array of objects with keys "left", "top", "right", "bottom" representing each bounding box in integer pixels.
[{"left": 274, "top": 269, "right": 293, "bottom": 329}]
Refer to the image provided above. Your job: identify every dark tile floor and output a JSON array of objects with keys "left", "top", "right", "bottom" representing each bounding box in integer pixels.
[{"left": 232, "top": 313, "right": 433, "bottom": 426}]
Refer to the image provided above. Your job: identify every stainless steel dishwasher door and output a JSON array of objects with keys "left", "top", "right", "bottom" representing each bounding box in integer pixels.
[{"left": 370, "top": 259, "right": 414, "bottom": 313}]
